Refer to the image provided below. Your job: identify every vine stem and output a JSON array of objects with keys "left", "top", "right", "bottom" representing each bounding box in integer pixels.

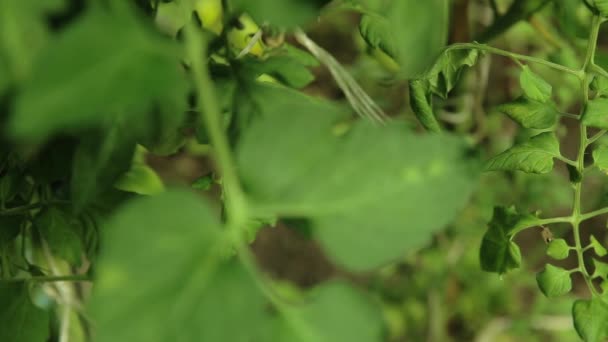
[
  {"left": 183, "top": 24, "right": 321, "bottom": 341},
  {"left": 571, "top": 14, "right": 603, "bottom": 297},
  {"left": 446, "top": 43, "right": 584, "bottom": 79}
]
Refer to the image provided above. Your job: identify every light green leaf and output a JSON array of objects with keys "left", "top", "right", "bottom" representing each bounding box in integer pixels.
[
  {"left": 278, "top": 282, "right": 384, "bottom": 342},
  {"left": 237, "top": 84, "right": 479, "bottom": 270},
  {"left": 594, "top": 0, "right": 608, "bottom": 17},
  {"left": 546, "top": 238, "right": 570, "bottom": 260},
  {"left": 71, "top": 125, "right": 136, "bottom": 211},
  {"left": 91, "top": 191, "right": 383, "bottom": 342},
  {"left": 480, "top": 206, "right": 537, "bottom": 274},
  {"left": 359, "top": 14, "right": 399, "bottom": 61},
  {"left": 591, "top": 75, "right": 608, "bottom": 97},
  {"left": 519, "top": 66, "right": 552, "bottom": 102},
  {"left": 495, "top": 97, "right": 559, "bottom": 129},
  {"left": 572, "top": 298, "right": 608, "bottom": 342},
  {"left": 114, "top": 164, "right": 165, "bottom": 196},
  {"left": 484, "top": 132, "right": 561, "bottom": 174},
  {"left": 0, "top": 282, "right": 50, "bottom": 342},
  {"left": 536, "top": 264, "right": 572, "bottom": 297},
  {"left": 90, "top": 191, "right": 271, "bottom": 342},
  {"left": 583, "top": 98, "right": 608, "bottom": 130},
  {"left": 593, "top": 145, "right": 608, "bottom": 171},
  {"left": 238, "top": 55, "right": 316, "bottom": 89},
  {"left": 34, "top": 207, "right": 83, "bottom": 266},
  {"left": 591, "top": 235, "right": 608, "bottom": 257},
  {"left": 9, "top": 7, "right": 186, "bottom": 141},
  {"left": 593, "top": 259, "right": 608, "bottom": 279},
  {"left": 409, "top": 79, "right": 441, "bottom": 132}
]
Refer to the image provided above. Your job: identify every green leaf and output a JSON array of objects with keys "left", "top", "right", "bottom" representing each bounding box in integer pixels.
[
  {"left": 192, "top": 175, "right": 214, "bottom": 191},
  {"left": 591, "top": 235, "right": 608, "bottom": 257},
  {"left": 9, "top": 7, "right": 186, "bottom": 141},
  {"left": 594, "top": 0, "right": 608, "bottom": 17},
  {"left": 278, "top": 282, "right": 384, "bottom": 342},
  {"left": 71, "top": 125, "right": 136, "bottom": 211},
  {"left": 572, "top": 298, "right": 608, "bottom": 342},
  {"left": 484, "top": 132, "right": 561, "bottom": 174},
  {"left": 90, "top": 191, "right": 269, "bottom": 341},
  {"left": 409, "top": 79, "right": 441, "bottom": 132},
  {"left": 91, "top": 191, "right": 383, "bottom": 341},
  {"left": 0, "top": 282, "right": 50, "bottom": 342},
  {"left": 359, "top": 14, "right": 399, "bottom": 60},
  {"left": 593, "top": 145, "right": 608, "bottom": 171},
  {"left": 114, "top": 164, "right": 165, "bottom": 196},
  {"left": 546, "top": 238, "right": 570, "bottom": 260},
  {"left": 0, "top": 169, "right": 24, "bottom": 204},
  {"left": 422, "top": 49, "right": 479, "bottom": 98},
  {"left": 536, "top": 264, "right": 572, "bottom": 297},
  {"left": 519, "top": 66, "right": 552, "bottom": 102},
  {"left": 34, "top": 207, "right": 83, "bottom": 266},
  {"left": 231, "top": 0, "right": 330, "bottom": 28},
  {"left": 236, "top": 84, "right": 479, "bottom": 270},
  {"left": 583, "top": 98, "right": 608, "bottom": 130},
  {"left": 238, "top": 55, "right": 316, "bottom": 89},
  {"left": 480, "top": 206, "right": 537, "bottom": 274},
  {"left": 591, "top": 75, "right": 608, "bottom": 97},
  {"left": 495, "top": 97, "right": 559, "bottom": 129},
  {"left": 593, "top": 259, "right": 608, "bottom": 279}
]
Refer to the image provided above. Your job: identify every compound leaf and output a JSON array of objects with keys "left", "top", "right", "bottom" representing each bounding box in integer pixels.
[
  {"left": 484, "top": 132, "right": 561, "bottom": 174},
  {"left": 495, "top": 97, "right": 559, "bottom": 129},
  {"left": 536, "top": 264, "right": 572, "bottom": 297},
  {"left": 237, "top": 84, "right": 479, "bottom": 270}
]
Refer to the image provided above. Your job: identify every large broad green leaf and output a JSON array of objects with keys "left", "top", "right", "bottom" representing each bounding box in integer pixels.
[
  {"left": 484, "top": 132, "right": 561, "bottom": 174},
  {"left": 480, "top": 206, "right": 537, "bottom": 274},
  {"left": 9, "top": 6, "right": 187, "bottom": 141},
  {"left": 359, "top": 0, "right": 449, "bottom": 77},
  {"left": 583, "top": 98, "right": 608, "bottom": 130},
  {"left": 495, "top": 96, "right": 560, "bottom": 129},
  {"left": 536, "top": 264, "right": 572, "bottom": 298},
  {"left": 90, "top": 191, "right": 383, "bottom": 341},
  {"left": 71, "top": 124, "right": 136, "bottom": 211},
  {"left": 572, "top": 298, "right": 608, "bottom": 342},
  {"left": 519, "top": 66, "right": 552, "bottom": 103},
  {"left": 236, "top": 84, "right": 480, "bottom": 270},
  {"left": 231, "top": 0, "right": 330, "bottom": 28},
  {"left": 34, "top": 207, "right": 83, "bottom": 266},
  {"left": 0, "top": 282, "right": 50, "bottom": 342},
  {"left": 90, "top": 191, "right": 271, "bottom": 342}
]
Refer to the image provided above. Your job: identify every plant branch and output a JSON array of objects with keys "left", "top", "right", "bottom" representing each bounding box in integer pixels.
[
  {"left": 5, "top": 274, "right": 91, "bottom": 283},
  {"left": 446, "top": 43, "right": 583, "bottom": 78},
  {"left": 587, "top": 130, "right": 607, "bottom": 146},
  {"left": 580, "top": 206, "right": 608, "bottom": 222}
]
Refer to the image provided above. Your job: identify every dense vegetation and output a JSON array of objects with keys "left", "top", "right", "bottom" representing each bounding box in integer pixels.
[{"left": 3, "top": 0, "right": 608, "bottom": 341}]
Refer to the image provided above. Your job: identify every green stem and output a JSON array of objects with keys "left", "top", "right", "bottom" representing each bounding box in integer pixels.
[
  {"left": 510, "top": 216, "right": 572, "bottom": 235},
  {"left": 587, "top": 130, "right": 607, "bottom": 146},
  {"left": 446, "top": 43, "right": 584, "bottom": 78},
  {"left": 4, "top": 274, "right": 91, "bottom": 283},
  {"left": 0, "top": 203, "right": 45, "bottom": 216},
  {"left": 556, "top": 156, "right": 578, "bottom": 167},
  {"left": 580, "top": 206, "right": 608, "bottom": 222},
  {"left": 571, "top": 14, "right": 603, "bottom": 297}
]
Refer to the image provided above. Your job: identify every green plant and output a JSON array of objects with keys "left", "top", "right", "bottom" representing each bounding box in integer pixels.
[{"left": 409, "top": 2, "right": 608, "bottom": 341}]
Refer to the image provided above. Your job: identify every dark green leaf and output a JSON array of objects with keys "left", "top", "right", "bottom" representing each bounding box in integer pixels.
[
  {"left": 34, "top": 207, "right": 83, "bottom": 266},
  {"left": 409, "top": 79, "right": 441, "bottom": 132},
  {"left": 0, "top": 282, "right": 50, "bottom": 342},
  {"left": 519, "top": 66, "right": 552, "bottom": 102},
  {"left": 536, "top": 264, "right": 572, "bottom": 297},
  {"left": 237, "top": 84, "right": 479, "bottom": 270},
  {"left": 572, "top": 298, "right": 608, "bottom": 342},
  {"left": 71, "top": 125, "right": 136, "bottom": 211},
  {"left": 484, "top": 132, "right": 561, "bottom": 174},
  {"left": 192, "top": 175, "right": 214, "bottom": 191},
  {"left": 0, "top": 216, "right": 22, "bottom": 247},
  {"left": 495, "top": 96, "right": 559, "bottom": 129},
  {"left": 546, "top": 238, "right": 570, "bottom": 260},
  {"left": 583, "top": 98, "right": 608, "bottom": 129},
  {"left": 480, "top": 206, "right": 537, "bottom": 274},
  {"left": 9, "top": 7, "right": 185, "bottom": 141}
]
